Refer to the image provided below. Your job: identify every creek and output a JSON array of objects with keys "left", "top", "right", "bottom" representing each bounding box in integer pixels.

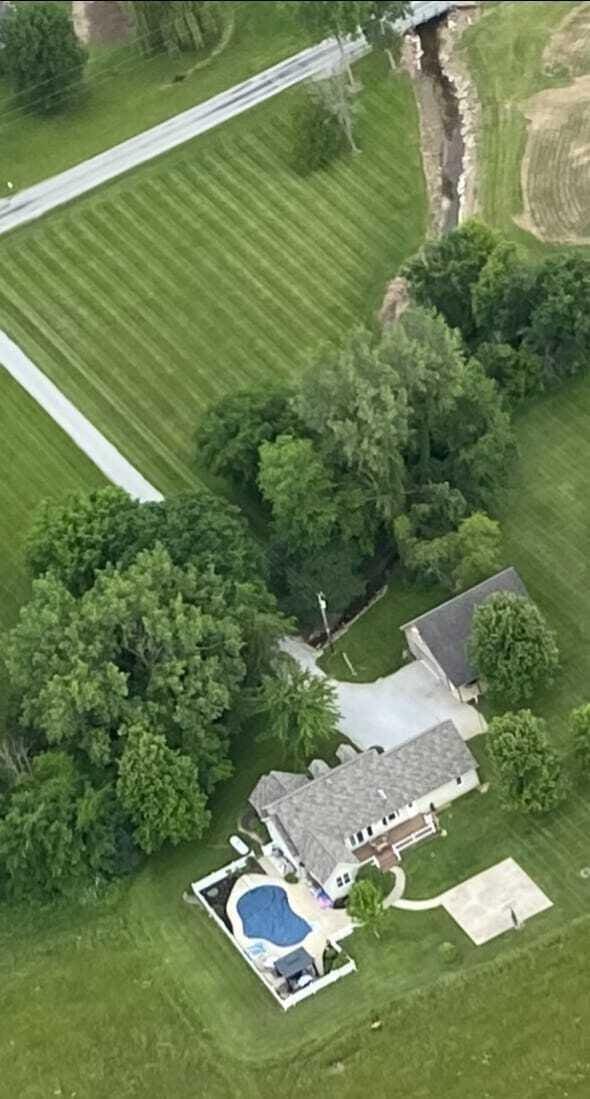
[{"left": 416, "top": 16, "right": 464, "bottom": 233}]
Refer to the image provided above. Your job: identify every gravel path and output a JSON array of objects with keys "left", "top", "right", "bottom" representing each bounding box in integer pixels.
[{"left": 0, "top": 330, "right": 163, "bottom": 502}]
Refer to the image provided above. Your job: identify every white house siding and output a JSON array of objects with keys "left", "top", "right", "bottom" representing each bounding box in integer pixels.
[
  {"left": 413, "top": 768, "right": 479, "bottom": 813},
  {"left": 324, "top": 862, "right": 363, "bottom": 903}
]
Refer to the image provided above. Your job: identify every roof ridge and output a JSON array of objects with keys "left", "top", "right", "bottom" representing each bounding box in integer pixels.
[
  {"left": 262, "top": 748, "right": 378, "bottom": 811},
  {"left": 400, "top": 566, "right": 521, "bottom": 630}
]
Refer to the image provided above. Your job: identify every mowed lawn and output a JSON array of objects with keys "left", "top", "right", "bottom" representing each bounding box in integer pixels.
[
  {"left": 2, "top": 728, "right": 590, "bottom": 1099},
  {"left": 0, "top": 60, "right": 427, "bottom": 496},
  {"left": 461, "top": 0, "right": 579, "bottom": 243},
  {"left": 0, "top": 1, "right": 312, "bottom": 191},
  {"left": 0, "top": 370, "right": 104, "bottom": 629}
]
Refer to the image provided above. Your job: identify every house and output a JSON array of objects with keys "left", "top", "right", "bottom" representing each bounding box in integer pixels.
[
  {"left": 401, "top": 567, "right": 528, "bottom": 703},
  {"left": 250, "top": 720, "right": 479, "bottom": 903}
]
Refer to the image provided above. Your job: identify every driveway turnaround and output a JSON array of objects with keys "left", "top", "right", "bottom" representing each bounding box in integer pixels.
[
  {"left": 0, "top": 330, "right": 162, "bottom": 503},
  {"left": 0, "top": 2, "right": 464, "bottom": 235},
  {"left": 282, "top": 637, "right": 484, "bottom": 752}
]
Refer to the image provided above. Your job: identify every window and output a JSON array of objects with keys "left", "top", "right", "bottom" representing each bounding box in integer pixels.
[
  {"left": 456, "top": 776, "right": 463, "bottom": 785},
  {"left": 336, "top": 876, "right": 343, "bottom": 888},
  {"left": 356, "top": 830, "right": 364, "bottom": 845},
  {"left": 382, "top": 817, "right": 388, "bottom": 827},
  {"left": 366, "top": 825, "right": 373, "bottom": 838},
  {"left": 408, "top": 802, "right": 413, "bottom": 809},
  {"left": 387, "top": 811, "right": 397, "bottom": 821},
  {"left": 337, "top": 872, "right": 351, "bottom": 889}
]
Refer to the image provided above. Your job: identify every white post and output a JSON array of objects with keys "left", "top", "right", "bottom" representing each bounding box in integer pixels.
[{"left": 317, "top": 591, "right": 332, "bottom": 650}]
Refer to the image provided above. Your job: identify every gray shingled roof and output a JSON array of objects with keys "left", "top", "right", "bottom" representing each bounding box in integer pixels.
[
  {"left": 249, "top": 771, "right": 309, "bottom": 816},
  {"left": 402, "top": 567, "right": 528, "bottom": 688},
  {"left": 249, "top": 722, "right": 477, "bottom": 885}
]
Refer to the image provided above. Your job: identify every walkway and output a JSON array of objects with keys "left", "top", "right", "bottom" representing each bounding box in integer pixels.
[
  {"left": 0, "top": 330, "right": 162, "bottom": 502},
  {"left": 0, "top": 3, "right": 468, "bottom": 235}
]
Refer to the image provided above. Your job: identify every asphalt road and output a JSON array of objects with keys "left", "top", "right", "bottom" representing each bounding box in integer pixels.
[{"left": 0, "top": 1, "right": 465, "bottom": 235}]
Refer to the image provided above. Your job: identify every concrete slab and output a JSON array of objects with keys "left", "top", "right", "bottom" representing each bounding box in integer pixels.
[
  {"left": 442, "top": 858, "right": 553, "bottom": 945},
  {"left": 282, "top": 638, "right": 485, "bottom": 753}
]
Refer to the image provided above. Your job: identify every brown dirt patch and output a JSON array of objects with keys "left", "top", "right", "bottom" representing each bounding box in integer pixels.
[
  {"left": 73, "top": 1, "right": 131, "bottom": 46},
  {"left": 516, "top": 74, "right": 590, "bottom": 244}
]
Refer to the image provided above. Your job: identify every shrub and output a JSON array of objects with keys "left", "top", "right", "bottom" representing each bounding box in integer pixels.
[
  {"left": 439, "top": 941, "right": 460, "bottom": 965},
  {"left": 356, "top": 862, "right": 393, "bottom": 900},
  {"left": 291, "top": 92, "right": 347, "bottom": 176}
]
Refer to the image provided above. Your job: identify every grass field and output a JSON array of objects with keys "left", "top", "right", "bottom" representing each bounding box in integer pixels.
[
  {"left": 0, "top": 59, "right": 427, "bottom": 497},
  {"left": 2, "top": 726, "right": 590, "bottom": 1099},
  {"left": 461, "top": 0, "right": 581, "bottom": 246},
  {"left": 0, "top": 371, "right": 104, "bottom": 629},
  {"left": 0, "top": 2, "right": 311, "bottom": 191}
]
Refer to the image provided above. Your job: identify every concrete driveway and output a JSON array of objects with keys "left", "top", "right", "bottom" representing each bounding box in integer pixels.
[{"left": 282, "top": 638, "right": 485, "bottom": 752}]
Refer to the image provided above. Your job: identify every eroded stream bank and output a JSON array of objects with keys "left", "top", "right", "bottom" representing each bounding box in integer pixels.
[{"left": 417, "top": 16, "right": 464, "bottom": 232}]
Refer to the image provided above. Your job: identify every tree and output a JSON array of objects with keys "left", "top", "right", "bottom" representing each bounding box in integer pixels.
[
  {"left": 195, "top": 387, "right": 296, "bottom": 488},
  {"left": 256, "top": 659, "right": 340, "bottom": 760},
  {"left": 346, "top": 878, "right": 387, "bottom": 936},
  {"left": 117, "top": 724, "right": 210, "bottom": 854},
  {"left": 282, "top": 1, "right": 409, "bottom": 78},
  {"left": 0, "top": 753, "right": 117, "bottom": 898},
  {"left": 381, "top": 307, "right": 466, "bottom": 481},
  {"left": 0, "top": 2, "right": 87, "bottom": 116},
  {"left": 487, "top": 711, "right": 565, "bottom": 814},
  {"left": 472, "top": 240, "right": 536, "bottom": 346},
  {"left": 26, "top": 485, "right": 264, "bottom": 594},
  {"left": 569, "top": 704, "right": 590, "bottom": 770},
  {"left": 282, "top": 540, "right": 367, "bottom": 631},
  {"left": 292, "top": 85, "right": 349, "bottom": 174},
  {"left": 311, "top": 71, "right": 360, "bottom": 154},
  {"left": 470, "top": 593, "right": 559, "bottom": 706},
  {"left": 362, "top": 2, "right": 410, "bottom": 71},
  {"left": 26, "top": 487, "right": 141, "bottom": 596},
  {"left": 5, "top": 548, "right": 252, "bottom": 788},
  {"left": 405, "top": 482, "right": 467, "bottom": 540},
  {"left": 258, "top": 435, "right": 338, "bottom": 551},
  {"left": 395, "top": 511, "right": 502, "bottom": 593},
  {"left": 127, "top": 1, "right": 221, "bottom": 56},
  {"left": 431, "top": 360, "right": 516, "bottom": 514},
  {"left": 524, "top": 254, "right": 590, "bottom": 382},
  {"left": 476, "top": 342, "right": 543, "bottom": 404},
  {"left": 402, "top": 220, "right": 502, "bottom": 341},
  {"left": 294, "top": 327, "right": 409, "bottom": 522},
  {"left": 451, "top": 512, "right": 503, "bottom": 593}
]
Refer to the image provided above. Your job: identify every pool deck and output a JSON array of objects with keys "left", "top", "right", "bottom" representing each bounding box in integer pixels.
[{"left": 227, "top": 873, "right": 352, "bottom": 974}]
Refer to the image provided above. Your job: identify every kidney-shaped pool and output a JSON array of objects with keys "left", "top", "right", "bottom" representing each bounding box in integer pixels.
[{"left": 237, "top": 884, "right": 311, "bottom": 947}]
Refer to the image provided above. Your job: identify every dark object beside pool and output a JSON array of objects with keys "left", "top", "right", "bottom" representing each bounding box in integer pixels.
[{"left": 237, "top": 885, "right": 311, "bottom": 946}]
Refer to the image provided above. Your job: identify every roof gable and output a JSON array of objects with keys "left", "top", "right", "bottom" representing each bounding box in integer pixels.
[{"left": 402, "top": 567, "right": 528, "bottom": 687}]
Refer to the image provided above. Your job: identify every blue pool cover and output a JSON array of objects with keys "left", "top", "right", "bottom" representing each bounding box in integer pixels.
[{"left": 237, "top": 885, "right": 311, "bottom": 947}]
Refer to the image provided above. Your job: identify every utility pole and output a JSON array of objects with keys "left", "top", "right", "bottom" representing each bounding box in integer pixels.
[{"left": 317, "top": 591, "right": 333, "bottom": 651}]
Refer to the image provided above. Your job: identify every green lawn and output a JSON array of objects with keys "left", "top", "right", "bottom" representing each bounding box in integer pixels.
[
  {"left": 319, "top": 572, "right": 448, "bottom": 681},
  {"left": 0, "top": 371, "right": 104, "bottom": 629},
  {"left": 0, "top": 59, "right": 427, "bottom": 498},
  {"left": 0, "top": 2, "right": 312, "bottom": 192},
  {"left": 2, "top": 725, "right": 590, "bottom": 1099},
  {"left": 461, "top": 0, "right": 579, "bottom": 245}
]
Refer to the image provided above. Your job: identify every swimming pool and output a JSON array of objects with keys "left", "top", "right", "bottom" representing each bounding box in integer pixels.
[{"left": 236, "top": 884, "right": 311, "bottom": 947}]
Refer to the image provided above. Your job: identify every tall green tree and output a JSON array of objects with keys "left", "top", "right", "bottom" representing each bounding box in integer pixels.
[
  {"left": 294, "top": 327, "right": 409, "bottom": 522},
  {"left": 569, "top": 704, "right": 590, "bottom": 770},
  {"left": 524, "top": 254, "right": 590, "bottom": 381},
  {"left": 395, "top": 511, "right": 502, "bottom": 593},
  {"left": 127, "top": 1, "right": 221, "bottom": 56},
  {"left": 402, "top": 220, "right": 502, "bottom": 341},
  {"left": 347, "top": 878, "right": 387, "bottom": 936},
  {"left": 26, "top": 486, "right": 264, "bottom": 595},
  {"left": 0, "top": 2, "right": 87, "bottom": 115},
  {"left": 470, "top": 593, "right": 559, "bottom": 707},
  {"left": 257, "top": 659, "right": 340, "bottom": 760},
  {"left": 381, "top": 307, "right": 466, "bottom": 481},
  {"left": 0, "top": 753, "right": 117, "bottom": 899},
  {"left": 487, "top": 710, "right": 565, "bottom": 814},
  {"left": 195, "top": 387, "right": 296, "bottom": 489},
  {"left": 258, "top": 435, "right": 338, "bottom": 551},
  {"left": 117, "top": 723, "right": 210, "bottom": 854}
]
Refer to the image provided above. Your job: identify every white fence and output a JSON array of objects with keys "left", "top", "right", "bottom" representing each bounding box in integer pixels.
[
  {"left": 393, "top": 815, "right": 437, "bottom": 859},
  {"left": 191, "top": 859, "right": 356, "bottom": 1011}
]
